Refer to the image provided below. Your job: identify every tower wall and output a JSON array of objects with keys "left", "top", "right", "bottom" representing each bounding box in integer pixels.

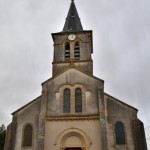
[{"left": 52, "top": 31, "right": 93, "bottom": 76}]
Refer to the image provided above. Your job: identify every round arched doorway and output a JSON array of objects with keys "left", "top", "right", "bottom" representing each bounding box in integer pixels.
[
  {"left": 62, "top": 132, "right": 84, "bottom": 149},
  {"left": 55, "top": 128, "right": 91, "bottom": 150}
]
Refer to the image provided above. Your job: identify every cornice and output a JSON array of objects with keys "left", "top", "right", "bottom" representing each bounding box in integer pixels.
[
  {"left": 52, "top": 59, "right": 93, "bottom": 65},
  {"left": 46, "top": 115, "right": 99, "bottom": 121}
]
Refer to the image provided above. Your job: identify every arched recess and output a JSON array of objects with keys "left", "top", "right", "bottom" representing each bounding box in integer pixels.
[
  {"left": 55, "top": 128, "right": 92, "bottom": 150},
  {"left": 115, "top": 121, "right": 126, "bottom": 145},
  {"left": 57, "top": 84, "right": 87, "bottom": 114},
  {"left": 22, "top": 123, "right": 33, "bottom": 147},
  {"left": 64, "top": 42, "right": 70, "bottom": 61},
  {"left": 74, "top": 41, "right": 80, "bottom": 60},
  {"left": 63, "top": 88, "right": 71, "bottom": 113},
  {"left": 75, "top": 88, "right": 82, "bottom": 113}
]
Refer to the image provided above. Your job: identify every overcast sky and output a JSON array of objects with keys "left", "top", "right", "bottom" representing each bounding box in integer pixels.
[{"left": 0, "top": 0, "right": 150, "bottom": 148}]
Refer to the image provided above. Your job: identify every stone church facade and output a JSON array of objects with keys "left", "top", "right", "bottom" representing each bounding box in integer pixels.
[{"left": 4, "top": 1, "right": 147, "bottom": 150}]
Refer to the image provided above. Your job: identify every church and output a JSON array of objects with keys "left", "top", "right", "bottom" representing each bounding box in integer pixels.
[{"left": 4, "top": 0, "right": 147, "bottom": 150}]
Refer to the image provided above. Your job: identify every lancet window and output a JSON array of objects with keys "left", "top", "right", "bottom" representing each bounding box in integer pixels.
[
  {"left": 63, "top": 89, "right": 70, "bottom": 113},
  {"left": 75, "top": 88, "right": 82, "bottom": 112}
]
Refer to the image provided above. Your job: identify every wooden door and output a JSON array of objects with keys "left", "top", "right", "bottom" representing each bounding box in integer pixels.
[{"left": 65, "top": 148, "right": 82, "bottom": 150}]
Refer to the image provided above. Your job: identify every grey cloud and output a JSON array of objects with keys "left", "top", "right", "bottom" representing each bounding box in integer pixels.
[{"left": 0, "top": 0, "right": 150, "bottom": 148}]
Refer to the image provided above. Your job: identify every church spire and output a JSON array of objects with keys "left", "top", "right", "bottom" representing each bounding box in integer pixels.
[{"left": 63, "top": 0, "right": 83, "bottom": 32}]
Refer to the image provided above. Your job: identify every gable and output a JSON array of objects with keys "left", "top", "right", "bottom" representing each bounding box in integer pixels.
[
  {"left": 104, "top": 93, "right": 138, "bottom": 122},
  {"left": 104, "top": 93, "right": 138, "bottom": 111},
  {"left": 42, "top": 68, "right": 104, "bottom": 116},
  {"left": 42, "top": 67, "right": 104, "bottom": 87}
]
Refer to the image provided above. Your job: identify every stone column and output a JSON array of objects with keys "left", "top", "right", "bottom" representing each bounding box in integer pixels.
[
  {"left": 8, "top": 115, "right": 17, "bottom": 150},
  {"left": 98, "top": 85, "right": 108, "bottom": 150},
  {"left": 132, "top": 119, "right": 148, "bottom": 150},
  {"left": 37, "top": 86, "right": 48, "bottom": 150}
]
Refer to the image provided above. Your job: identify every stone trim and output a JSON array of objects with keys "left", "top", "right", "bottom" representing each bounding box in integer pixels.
[
  {"left": 52, "top": 59, "right": 93, "bottom": 64},
  {"left": 42, "top": 67, "right": 104, "bottom": 86},
  {"left": 54, "top": 128, "right": 92, "bottom": 150},
  {"left": 58, "top": 84, "right": 87, "bottom": 114},
  {"left": 46, "top": 115, "right": 99, "bottom": 121}
]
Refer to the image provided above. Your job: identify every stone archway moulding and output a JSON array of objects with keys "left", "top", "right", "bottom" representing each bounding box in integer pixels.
[{"left": 54, "top": 128, "right": 92, "bottom": 150}]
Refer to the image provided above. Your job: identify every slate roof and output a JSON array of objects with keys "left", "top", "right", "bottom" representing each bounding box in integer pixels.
[{"left": 63, "top": 0, "right": 83, "bottom": 32}]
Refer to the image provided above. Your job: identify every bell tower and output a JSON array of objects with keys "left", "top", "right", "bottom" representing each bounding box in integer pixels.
[{"left": 52, "top": 0, "right": 93, "bottom": 76}]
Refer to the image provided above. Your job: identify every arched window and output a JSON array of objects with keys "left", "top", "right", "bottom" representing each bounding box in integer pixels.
[
  {"left": 75, "top": 88, "right": 82, "bottom": 112},
  {"left": 65, "top": 42, "right": 70, "bottom": 61},
  {"left": 115, "top": 122, "right": 125, "bottom": 145},
  {"left": 63, "top": 89, "right": 70, "bottom": 113},
  {"left": 22, "top": 124, "right": 33, "bottom": 147},
  {"left": 74, "top": 41, "right": 80, "bottom": 60}
]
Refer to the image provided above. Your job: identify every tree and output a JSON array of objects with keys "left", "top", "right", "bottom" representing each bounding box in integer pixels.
[{"left": 0, "top": 124, "right": 6, "bottom": 150}]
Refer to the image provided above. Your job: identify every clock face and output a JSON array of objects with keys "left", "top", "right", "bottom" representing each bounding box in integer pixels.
[{"left": 68, "top": 34, "right": 76, "bottom": 41}]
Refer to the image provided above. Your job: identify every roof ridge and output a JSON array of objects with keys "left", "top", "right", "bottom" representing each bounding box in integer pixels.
[{"left": 104, "top": 93, "right": 138, "bottom": 111}]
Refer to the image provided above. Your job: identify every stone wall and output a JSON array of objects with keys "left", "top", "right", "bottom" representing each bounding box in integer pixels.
[
  {"left": 52, "top": 31, "right": 93, "bottom": 76},
  {"left": 44, "top": 119, "right": 101, "bottom": 150},
  {"left": 105, "top": 94, "right": 138, "bottom": 150},
  {"left": 43, "top": 68, "right": 104, "bottom": 116},
  {"left": 132, "top": 119, "right": 148, "bottom": 150},
  {"left": 11, "top": 97, "right": 41, "bottom": 150}
]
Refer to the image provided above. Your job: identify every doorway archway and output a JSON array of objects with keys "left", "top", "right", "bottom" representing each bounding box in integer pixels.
[{"left": 55, "top": 128, "right": 91, "bottom": 150}]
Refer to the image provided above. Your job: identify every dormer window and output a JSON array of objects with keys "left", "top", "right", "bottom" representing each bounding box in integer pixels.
[
  {"left": 74, "top": 41, "right": 80, "bottom": 60},
  {"left": 65, "top": 42, "right": 70, "bottom": 61}
]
